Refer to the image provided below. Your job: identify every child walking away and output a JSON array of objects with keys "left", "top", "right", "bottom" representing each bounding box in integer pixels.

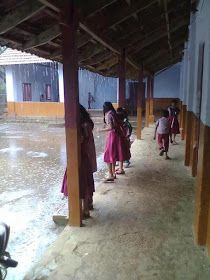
[
  {"left": 154, "top": 109, "right": 171, "bottom": 160},
  {"left": 61, "top": 104, "right": 97, "bottom": 218},
  {"left": 168, "top": 99, "right": 180, "bottom": 144},
  {"left": 99, "top": 102, "right": 125, "bottom": 182},
  {"left": 116, "top": 107, "right": 132, "bottom": 168}
]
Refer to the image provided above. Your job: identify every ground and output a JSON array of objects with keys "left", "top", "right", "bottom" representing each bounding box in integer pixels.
[
  {"left": 0, "top": 119, "right": 107, "bottom": 280},
  {"left": 23, "top": 126, "right": 210, "bottom": 280}
]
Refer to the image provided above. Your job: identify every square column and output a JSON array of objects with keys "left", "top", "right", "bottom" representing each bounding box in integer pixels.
[
  {"left": 136, "top": 67, "right": 144, "bottom": 140},
  {"left": 145, "top": 76, "right": 151, "bottom": 127},
  {"left": 149, "top": 75, "right": 155, "bottom": 124},
  {"left": 61, "top": 0, "right": 81, "bottom": 226},
  {"left": 118, "top": 49, "right": 126, "bottom": 108}
]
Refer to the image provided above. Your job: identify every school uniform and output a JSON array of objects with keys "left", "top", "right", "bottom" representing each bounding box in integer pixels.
[{"left": 155, "top": 117, "right": 171, "bottom": 152}]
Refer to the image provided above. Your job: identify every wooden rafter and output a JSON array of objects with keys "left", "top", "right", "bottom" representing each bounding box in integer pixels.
[
  {"left": 23, "top": 24, "right": 61, "bottom": 50},
  {"left": 129, "top": 17, "right": 188, "bottom": 55},
  {"left": 79, "top": 22, "right": 139, "bottom": 70},
  {"left": 161, "top": 0, "right": 173, "bottom": 58},
  {"left": 0, "top": 0, "right": 45, "bottom": 35},
  {"left": 87, "top": 0, "right": 157, "bottom": 30}
]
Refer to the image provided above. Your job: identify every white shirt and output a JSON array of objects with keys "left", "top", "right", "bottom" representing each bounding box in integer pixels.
[{"left": 156, "top": 117, "right": 170, "bottom": 134}]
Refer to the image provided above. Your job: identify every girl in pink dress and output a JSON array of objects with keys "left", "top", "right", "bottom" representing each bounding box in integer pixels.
[
  {"left": 100, "top": 102, "right": 126, "bottom": 182},
  {"left": 61, "top": 105, "right": 97, "bottom": 217}
]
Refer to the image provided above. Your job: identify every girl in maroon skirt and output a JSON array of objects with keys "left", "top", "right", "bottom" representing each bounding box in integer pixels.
[
  {"left": 61, "top": 105, "right": 97, "bottom": 218},
  {"left": 168, "top": 100, "right": 180, "bottom": 144}
]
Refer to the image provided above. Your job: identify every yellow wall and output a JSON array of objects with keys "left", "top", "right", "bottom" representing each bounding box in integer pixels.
[{"left": 7, "top": 102, "right": 64, "bottom": 117}]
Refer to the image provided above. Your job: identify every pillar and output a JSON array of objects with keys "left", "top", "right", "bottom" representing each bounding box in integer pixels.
[
  {"left": 118, "top": 49, "right": 126, "bottom": 108},
  {"left": 184, "top": 111, "right": 193, "bottom": 166},
  {"left": 145, "top": 76, "right": 151, "bottom": 127},
  {"left": 136, "top": 67, "right": 144, "bottom": 140},
  {"left": 149, "top": 75, "right": 155, "bottom": 124},
  {"left": 61, "top": 0, "right": 81, "bottom": 226},
  {"left": 194, "top": 123, "right": 210, "bottom": 245},
  {"left": 180, "top": 104, "right": 187, "bottom": 140}
]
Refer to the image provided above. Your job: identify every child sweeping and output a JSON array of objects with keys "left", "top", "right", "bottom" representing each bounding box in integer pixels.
[{"left": 154, "top": 109, "right": 172, "bottom": 160}]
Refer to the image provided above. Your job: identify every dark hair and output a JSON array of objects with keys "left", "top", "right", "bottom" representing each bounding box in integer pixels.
[
  {"left": 103, "top": 102, "right": 116, "bottom": 124},
  {"left": 116, "top": 107, "right": 127, "bottom": 121},
  {"left": 80, "top": 104, "right": 94, "bottom": 129},
  {"left": 171, "top": 99, "right": 178, "bottom": 104},
  {"left": 162, "top": 109, "right": 169, "bottom": 118}
]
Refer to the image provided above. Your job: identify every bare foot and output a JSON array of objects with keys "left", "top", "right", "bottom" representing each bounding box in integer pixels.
[{"left": 165, "top": 156, "right": 171, "bottom": 160}]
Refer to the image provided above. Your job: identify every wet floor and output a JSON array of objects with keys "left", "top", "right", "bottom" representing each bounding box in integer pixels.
[{"left": 0, "top": 119, "right": 109, "bottom": 280}]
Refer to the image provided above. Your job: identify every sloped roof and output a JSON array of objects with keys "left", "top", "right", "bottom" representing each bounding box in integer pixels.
[
  {"left": 0, "top": 48, "right": 52, "bottom": 65},
  {"left": 0, "top": 0, "right": 197, "bottom": 78}
]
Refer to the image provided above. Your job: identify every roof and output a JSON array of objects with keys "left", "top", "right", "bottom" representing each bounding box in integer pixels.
[
  {"left": 0, "top": 0, "right": 197, "bottom": 79},
  {"left": 0, "top": 48, "right": 52, "bottom": 65}
]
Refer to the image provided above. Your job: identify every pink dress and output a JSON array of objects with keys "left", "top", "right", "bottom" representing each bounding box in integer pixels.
[
  {"left": 104, "top": 110, "right": 126, "bottom": 163},
  {"left": 61, "top": 122, "right": 96, "bottom": 199}
]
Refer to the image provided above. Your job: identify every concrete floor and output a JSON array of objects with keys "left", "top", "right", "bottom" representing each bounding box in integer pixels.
[{"left": 24, "top": 126, "right": 210, "bottom": 280}]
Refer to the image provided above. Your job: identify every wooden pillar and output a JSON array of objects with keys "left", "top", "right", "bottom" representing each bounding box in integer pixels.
[
  {"left": 145, "top": 76, "right": 151, "bottom": 127},
  {"left": 191, "top": 116, "right": 199, "bottom": 177},
  {"left": 136, "top": 67, "right": 144, "bottom": 140},
  {"left": 184, "top": 110, "right": 193, "bottom": 166},
  {"left": 181, "top": 104, "right": 187, "bottom": 140},
  {"left": 61, "top": 0, "right": 81, "bottom": 226},
  {"left": 118, "top": 49, "right": 126, "bottom": 108},
  {"left": 149, "top": 75, "right": 155, "bottom": 124},
  {"left": 194, "top": 122, "right": 210, "bottom": 245}
]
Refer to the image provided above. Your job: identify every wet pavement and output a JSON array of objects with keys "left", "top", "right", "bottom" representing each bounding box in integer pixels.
[{"left": 0, "top": 119, "right": 108, "bottom": 280}]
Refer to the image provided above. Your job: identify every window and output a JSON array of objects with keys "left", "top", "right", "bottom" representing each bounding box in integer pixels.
[
  {"left": 22, "top": 83, "right": 32, "bottom": 101},
  {"left": 45, "top": 84, "right": 51, "bottom": 101}
]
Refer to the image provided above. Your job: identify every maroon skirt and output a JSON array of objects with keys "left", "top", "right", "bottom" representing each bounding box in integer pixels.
[{"left": 169, "top": 116, "right": 180, "bottom": 134}]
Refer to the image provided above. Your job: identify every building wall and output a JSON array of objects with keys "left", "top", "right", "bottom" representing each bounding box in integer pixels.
[
  {"left": 79, "top": 69, "right": 117, "bottom": 109},
  {"left": 9, "top": 63, "right": 59, "bottom": 102},
  {"left": 179, "top": 0, "right": 210, "bottom": 258},
  {"left": 153, "top": 63, "right": 181, "bottom": 98}
]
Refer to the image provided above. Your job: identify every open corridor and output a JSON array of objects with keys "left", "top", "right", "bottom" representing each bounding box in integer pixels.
[{"left": 25, "top": 126, "right": 210, "bottom": 280}]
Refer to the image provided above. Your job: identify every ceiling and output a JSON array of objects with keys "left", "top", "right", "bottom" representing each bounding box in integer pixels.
[{"left": 0, "top": 0, "right": 197, "bottom": 79}]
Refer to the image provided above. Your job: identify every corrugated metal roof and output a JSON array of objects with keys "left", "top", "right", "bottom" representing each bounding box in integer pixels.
[{"left": 0, "top": 48, "right": 53, "bottom": 65}]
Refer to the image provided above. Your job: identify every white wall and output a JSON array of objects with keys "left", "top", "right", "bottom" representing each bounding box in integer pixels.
[
  {"left": 5, "top": 66, "right": 15, "bottom": 102},
  {"left": 180, "top": 0, "right": 210, "bottom": 126},
  {"left": 153, "top": 63, "right": 180, "bottom": 98}
]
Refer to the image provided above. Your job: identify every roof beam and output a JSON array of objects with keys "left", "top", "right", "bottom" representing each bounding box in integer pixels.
[
  {"left": 87, "top": 0, "right": 156, "bottom": 30},
  {"left": 79, "top": 22, "right": 139, "bottom": 70},
  {"left": 161, "top": 0, "right": 173, "bottom": 58},
  {"left": 0, "top": 0, "right": 45, "bottom": 35},
  {"left": 23, "top": 25, "right": 61, "bottom": 50},
  {"left": 37, "top": 0, "right": 60, "bottom": 12},
  {"left": 129, "top": 17, "right": 188, "bottom": 55}
]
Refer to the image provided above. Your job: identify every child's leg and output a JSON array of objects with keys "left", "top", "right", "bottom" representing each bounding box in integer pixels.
[
  {"left": 157, "top": 134, "right": 164, "bottom": 150},
  {"left": 163, "top": 134, "right": 170, "bottom": 159},
  {"left": 83, "top": 198, "right": 90, "bottom": 218},
  {"left": 116, "top": 161, "right": 125, "bottom": 174},
  {"left": 107, "top": 163, "right": 114, "bottom": 178},
  {"left": 111, "top": 163, "right": 116, "bottom": 177}
]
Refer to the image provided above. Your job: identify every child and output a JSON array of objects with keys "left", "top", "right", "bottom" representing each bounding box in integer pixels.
[
  {"left": 116, "top": 107, "right": 132, "bottom": 168},
  {"left": 154, "top": 109, "right": 171, "bottom": 160},
  {"left": 168, "top": 99, "right": 180, "bottom": 144},
  {"left": 61, "top": 104, "right": 97, "bottom": 218},
  {"left": 99, "top": 102, "right": 125, "bottom": 182}
]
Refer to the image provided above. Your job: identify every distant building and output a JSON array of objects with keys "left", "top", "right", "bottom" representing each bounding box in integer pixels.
[{"left": 0, "top": 48, "right": 60, "bottom": 103}]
